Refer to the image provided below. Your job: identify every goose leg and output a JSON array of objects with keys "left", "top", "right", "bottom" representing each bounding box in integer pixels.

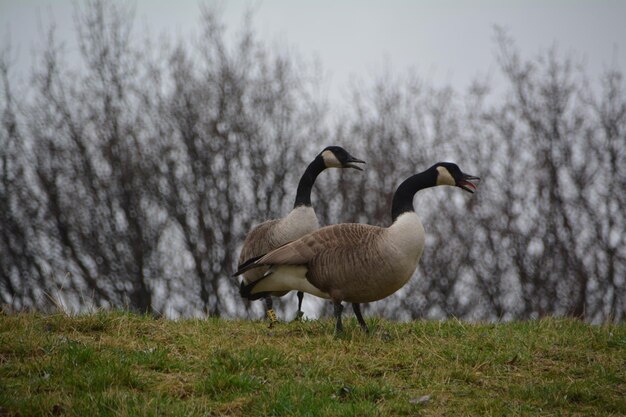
[
  {"left": 352, "top": 303, "right": 369, "bottom": 333},
  {"left": 264, "top": 296, "right": 278, "bottom": 328},
  {"left": 295, "top": 291, "right": 305, "bottom": 320},
  {"left": 333, "top": 302, "right": 344, "bottom": 334}
]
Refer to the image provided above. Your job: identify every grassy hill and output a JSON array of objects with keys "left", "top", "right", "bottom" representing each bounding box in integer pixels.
[{"left": 0, "top": 312, "right": 624, "bottom": 416}]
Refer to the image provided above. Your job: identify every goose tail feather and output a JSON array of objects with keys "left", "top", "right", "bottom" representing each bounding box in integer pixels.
[{"left": 233, "top": 254, "right": 265, "bottom": 277}]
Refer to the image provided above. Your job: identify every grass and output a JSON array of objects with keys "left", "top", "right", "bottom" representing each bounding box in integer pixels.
[{"left": 0, "top": 311, "right": 624, "bottom": 416}]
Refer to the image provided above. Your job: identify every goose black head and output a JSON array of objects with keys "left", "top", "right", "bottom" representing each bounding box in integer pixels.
[
  {"left": 319, "top": 146, "right": 365, "bottom": 171},
  {"left": 433, "top": 162, "right": 480, "bottom": 193}
]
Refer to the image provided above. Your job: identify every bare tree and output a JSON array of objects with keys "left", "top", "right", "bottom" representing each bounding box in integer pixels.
[
  {"left": 152, "top": 6, "right": 329, "bottom": 317},
  {"left": 315, "top": 31, "right": 625, "bottom": 323},
  {"left": 1, "top": 4, "right": 622, "bottom": 322},
  {"left": 0, "top": 44, "right": 52, "bottom": 310},
  {"left": 582, "top": 68, "right": 626, "bottom": 321},
  {"left": 15, "top": 1, "right": 167, "bottom": 313}
]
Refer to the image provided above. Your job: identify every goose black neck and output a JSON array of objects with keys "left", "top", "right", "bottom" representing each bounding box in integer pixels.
[
  {"left": 293, "top": 156, "right": 325, "bottom": 208},
  {"left": 391, "top": 168, "right": 438, "bottom": 222}
]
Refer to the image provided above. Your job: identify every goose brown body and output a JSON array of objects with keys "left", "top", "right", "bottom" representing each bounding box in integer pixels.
[{"left": 251, "top": 213, "right": 425, "bottom": 303}]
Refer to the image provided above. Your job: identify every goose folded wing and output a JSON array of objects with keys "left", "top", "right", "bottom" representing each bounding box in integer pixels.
[
  {"left": 256, "top": 230, "right": 326, "bottom": 265},
  {"left": 258, "top": 223, "right": 382, "bottom": 266}
]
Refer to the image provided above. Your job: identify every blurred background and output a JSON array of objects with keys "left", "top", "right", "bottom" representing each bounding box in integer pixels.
[{"left": 0, "top": 0, "right": 624, "bottom": 322}]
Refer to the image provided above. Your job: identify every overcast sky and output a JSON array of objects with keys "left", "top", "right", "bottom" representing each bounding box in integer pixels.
[{"left": 1, "top": 0, "right": 625, "bottom": 105}]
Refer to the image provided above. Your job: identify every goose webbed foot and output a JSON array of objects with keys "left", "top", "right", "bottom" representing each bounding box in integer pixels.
[
  {"left": 266, "top": 309, "right": 279, "bottom": 328},
  {"left": 352, "top": 303, "right": 369, "bottom": 333},
  {"left": 265, "top": 296, "right": 279, "bottom": 328}
]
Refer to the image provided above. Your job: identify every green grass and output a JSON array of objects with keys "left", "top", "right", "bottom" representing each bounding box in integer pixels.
[{"left": 0, "top": 312, "right": 624, "bottom": 416}]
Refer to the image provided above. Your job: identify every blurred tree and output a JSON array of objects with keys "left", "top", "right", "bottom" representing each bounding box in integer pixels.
[
  {"left": 0, "top": 44, "right": 51, "bottom": 310},
  {"left": 0, "top": 3, "right": 623, "bottom": 322},
  {"left": 11, "top": 1, "right": 166, "bottom": 313},
  {"left": 153, "top": 6, "right": 327, "bottom": 317}
]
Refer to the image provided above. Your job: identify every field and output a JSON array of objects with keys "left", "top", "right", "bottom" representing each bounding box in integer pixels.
[{"left": 0, "top": 312, "right": 624, "bottom": 416}]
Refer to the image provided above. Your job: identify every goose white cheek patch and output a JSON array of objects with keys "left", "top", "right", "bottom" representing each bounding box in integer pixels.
[
  {"left": 436, "top": 166, "right": 455, "bottom": 186},
  {"left": 321, "top": 150, "right": 342, "bottom": 168}
]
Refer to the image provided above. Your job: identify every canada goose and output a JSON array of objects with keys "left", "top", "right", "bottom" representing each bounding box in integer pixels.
[
  {"left": 235, "top": 162, "right": 479, "bottom": 333},
  {"left": 238, "top": 146, "right": 365, "bottom": 326}
]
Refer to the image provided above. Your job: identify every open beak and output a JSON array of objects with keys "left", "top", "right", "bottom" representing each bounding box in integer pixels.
[
  {"left": 344, "top": 155, "right": 366, "bottom": 171},
  {"left": 457, "top": 173, "right": 480, "bottom": 193}
]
